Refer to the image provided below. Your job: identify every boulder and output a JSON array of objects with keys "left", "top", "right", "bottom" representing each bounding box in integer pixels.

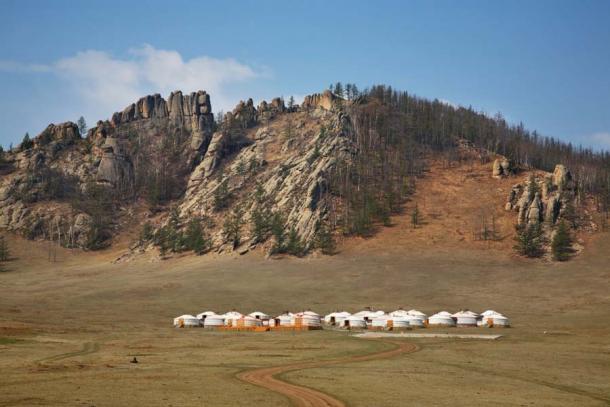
[
  {"left": 492, "top": 159, "right": 502, "bottom": 178},
  {"left": 552, "top": 164, "right": 571, "bottom": 189},
  {"left": 526, "top": 193, "right": 542, "bottom": 224},
  {"left": 96, "top": 137, "right": 133, "bottom": 186},
  {"left": 545, "top": 195, "right": 561, "bottom": 224},
  {"left": 492, "top": 158, "right": 512, "bottom": 178},
  {"left": 197, "top": 132, "right": 230, "bottom": 179},
  {"left": 71, "top": 213, "right": 92, "bottom": 248}
]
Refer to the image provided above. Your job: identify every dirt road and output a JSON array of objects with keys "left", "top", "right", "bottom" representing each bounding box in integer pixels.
[{"left": 236, "top": 340, "right": 419, "bottom": 407}]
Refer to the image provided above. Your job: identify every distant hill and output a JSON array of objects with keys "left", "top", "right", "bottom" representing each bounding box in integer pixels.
[{"left": 0, "top": 85, "right": 607, "bottom": 260}]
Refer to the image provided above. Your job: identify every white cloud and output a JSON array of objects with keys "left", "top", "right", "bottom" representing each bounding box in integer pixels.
[{"left": 0, "top": 45, "right": 261, "bottom": 122}]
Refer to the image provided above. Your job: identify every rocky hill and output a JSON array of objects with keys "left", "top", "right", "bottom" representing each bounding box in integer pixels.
[
  {"left": 0, "top": 90, "right": 352, "bottom": 255},
  {"left": 0, "top": 87, "right": 605, "bottom": 260}
]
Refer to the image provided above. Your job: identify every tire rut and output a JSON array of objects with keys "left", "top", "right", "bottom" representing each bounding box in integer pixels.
[{"left": 236, "top": 340, "right": 419, "bottom": 407}]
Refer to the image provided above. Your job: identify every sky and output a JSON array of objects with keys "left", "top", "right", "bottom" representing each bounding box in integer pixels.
[{"left": 1, "top": 0, "right": 609, "bottom": 151}]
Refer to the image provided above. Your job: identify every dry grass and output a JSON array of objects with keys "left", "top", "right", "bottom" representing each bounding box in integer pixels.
[{"left": 0, "top": 158, "right": 609, "bottom": 406}]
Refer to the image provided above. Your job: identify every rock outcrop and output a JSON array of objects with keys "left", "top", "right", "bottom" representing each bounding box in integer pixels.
[
  {"left": 257, "top": 97, "right": 286, "bottom": 122},
  {"left": 225, "top": 98, "right": 258, "bottom": 129},
  {"left": 301, "top": 90, "right": 341, "bottom": 111},
  {"left": 505, "top": 165, "right": 577, "bottom": 227},
  {"left": 552, "top": 164, "right": 572, "bottom": 189},
  {"left": 96, "top": 137, "right": 133, "bottom": 187},
  {"left": 179, "top": 107, "right": 354, "bottom": 250},
  {"left": 492, "top": 158, "right": 513, "bottom": 178},
  {"left": 111, "top": 90, "right": 214, "bottom": 152},
  {"left": 34, "top": 122, "right": 81, "bottom": 148}
]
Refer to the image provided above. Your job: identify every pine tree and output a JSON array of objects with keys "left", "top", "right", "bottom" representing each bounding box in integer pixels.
[
  {"left": 315, "top": 221, "right": 336, "bottom": 255},
  {"left": 270, "top": 211, "right": 286, "bottom": 253},
  {"left": 562, "top": 199, "right": 578, "bottom": 229},
  {"left": 551, "top": 221, "right": 572, "bottom": 261},
  {"left": 223, "top": 204, "right": 244, "bottom": 249},
  {"left": 411, "top": 203, "right": 420, "bottom": 229},
  {"left": 288, "top": 96, "right": 295, "bottom": 110},
  {"left": 333, "top": 82, "right": 344, "bottom": 98},
  {"left": 250, "top": 183, "right": 272, "bottom": 243},
  {"left": 213, "top": 171, "right": 231, "bottom": 211},
  {"left": 345, "top": 83, "right": 353, "bottom": 100},
  {"left": 139, "top": 222, "right": 153, "bottom": 245},
  {"left": 286, "top": 227, "right": 304, "bottom": 256},
  {"left": 236, "top": 159, "right": 247, "bottom": 177},
  {"left": 0, "top": 235, "right": 10, "bottom": 261},
  {"left": 185, "top": 217, "right": 209, "bottom": 255},
  {"left": 513, "top": 223, "right": 544, "bottom": 258},
  {"left": 283, "top": 118, "right": 294, "bottom": 140},
  {"left": 20, "top": 133, "right": 33, "bottom": 151},
  {"left": 77, "top": 116, "right": 87, "bottom": 136}
]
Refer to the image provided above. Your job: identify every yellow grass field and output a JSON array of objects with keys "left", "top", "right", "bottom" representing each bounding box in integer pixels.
[{"left": 1, "top": 225, "right": 609, "bottom": 406}]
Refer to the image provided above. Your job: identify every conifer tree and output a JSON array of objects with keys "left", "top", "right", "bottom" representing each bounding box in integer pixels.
[
  {"left": 213, "top": 171, "right": 231, "bottom": 211},
  {"left": 250, "top": 182, "right": 272, "bottom": 243},
  {"left": 185, "top": 217, "right": 209, "bottom": 255},
  {"left": 513, "top": 223, "right": 544, "bottom": 257},
  {"left": 223, "top": 204, "right": 244, "bottom": 249},
  {"left": 0, "top": 235, "right": 10, "bottom": 262},
  {"left": 20, "top": 133, "right": 33, "bottom": 151},
  {"left": 551, "top": 221, "right": 572, "bottom": 261},
  {"left": 527, "top": 173, "right": 539, "bottom": 198},
  {"left": 561, "top": 199, "right": 578, "bottom": 229},
  {"left": 411, "top": 203, "right": 420, "bottom": 229},
  {"left": 286, "top": 226, "right": 304, "bottom": 256},
  {"left": 315, "top": 221, "right": 335, "bottom": 255},
  {"left": 77, "top": 116, "right": 87, "bottom": 136},
  {"left": 333, "top": 82, "right": 344, "bottom": 98},
  {"left": 270, "top": 211, "right": 286, "bottom": 253}
]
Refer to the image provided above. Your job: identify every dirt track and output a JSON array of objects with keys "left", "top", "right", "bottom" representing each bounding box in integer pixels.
[{"left": 237, "top": 340, "right": 419, "bottom": 407}]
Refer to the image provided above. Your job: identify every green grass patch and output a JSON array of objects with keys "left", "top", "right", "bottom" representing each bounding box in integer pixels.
[{"left": 0, "top": 337, "right": 24, "bottom": 345}]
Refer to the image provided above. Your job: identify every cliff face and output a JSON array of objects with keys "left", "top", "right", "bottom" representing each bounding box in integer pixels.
[{"left": 0, "top": 89, "right": 351, "bottom": 252}]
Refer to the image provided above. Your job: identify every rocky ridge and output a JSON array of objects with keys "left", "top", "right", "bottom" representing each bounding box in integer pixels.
[{"left": 0, "top": 89, "right": 349, "bottom": 253}]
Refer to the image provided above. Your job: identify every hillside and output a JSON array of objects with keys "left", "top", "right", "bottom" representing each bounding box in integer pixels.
[{"left": 0, "top": 87, "right": 606, "bottom": 261}]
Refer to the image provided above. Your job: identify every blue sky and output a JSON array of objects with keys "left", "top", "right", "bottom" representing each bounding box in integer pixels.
[{"left": 1, "top": 0, "right": 609, "bottom": 150}]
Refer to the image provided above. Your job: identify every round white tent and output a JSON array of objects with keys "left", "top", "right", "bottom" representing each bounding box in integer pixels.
[
  {"left": 173, "top": 314, "right": 201, "bottom": 328},
  {"left": 452, "top": 310, "right": 479, "bottom": 327},
  {"left": 196, "top": 311, "right": 217, "bottom": 320},
  {"left": 391, "top": 316, "right": 411, "bottom": 329},
  {"left": 345, "top": 315, "right": 367, "bottom": 329},
  {"left": 479, "top": 311, "right": 510, "bottom": 327},
  {"left": 203, "top": 314, "right": 225, "bottom": 328},
  {"left": 428, "top": 311, "right": 456, "bottom": 327},
  {"left": 371, "top": 314, "right": 390, "bottom": 329},
  {"left": 354, "top": 309, "right": 384, "bottom": 324},
  {"left": 222, "top": 311, "right": 243, "bottom": 326},
  {"left": 248, "top": 311, "right": 270, "bottom": 320},
  {"left": 237, "top": 315, "right": 262, "bottom": 327},
  {"left": 295, "top": 311, "right": 321, "bottom": 327},
  {"left": 407, "top": 309, "right": 427, "bottom": 319},
  {"left": 389, "top": 309, "right": 410, "bottom": 317},
  {"left": 324, "top": 311, "right": 351, "bottom": 326},
  {"left": 405, "top": 315, "right": 425, "bottom": 328},
  {"left": 274, "top": 312, "right": 294, "bottom": 327}
]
